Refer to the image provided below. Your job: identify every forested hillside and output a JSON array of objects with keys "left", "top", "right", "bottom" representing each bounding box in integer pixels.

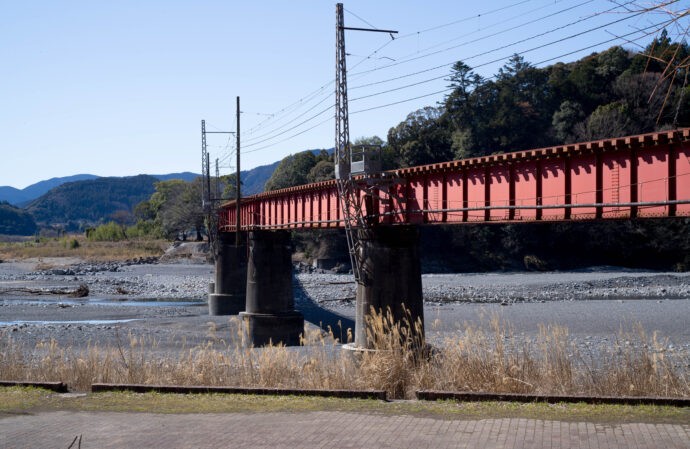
[
  {"left": 385, "top": 35, "right": 688, "bottom": 168},
  {"left": 26, "top": 175, "right": 158, "bottom": 225},
  {"left": 0, "top": 201, "right": 37, "bottom": 235}
]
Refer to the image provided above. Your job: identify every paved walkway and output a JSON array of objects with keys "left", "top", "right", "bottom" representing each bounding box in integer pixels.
[{"left": 1, "top": 410, "right": 689, "bottom": 448}]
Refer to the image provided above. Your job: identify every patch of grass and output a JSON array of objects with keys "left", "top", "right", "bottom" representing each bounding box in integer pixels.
[
  {"left": 0, "top": 236, "right": 168, "bottom": 262},
  {"left": 0, "top": 387, "right": 687, "bottom": 424}
]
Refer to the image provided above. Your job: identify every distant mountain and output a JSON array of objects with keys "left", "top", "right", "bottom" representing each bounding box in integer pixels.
[
  {"left": 240, "top": 161, "right": 281, "bottom": 196},
  {"left": 0, "top": 174, "right": 99, "bottom": 205},
  {"left": 0, "top": 173, "right": 199, "bottom": 206},
  {"left": 6, "top": 149, "right": 332, "bottom": 225},
  {"left": 151, "top": 172, "right": 200, "bottom": 183},
  {"left": 25, "top": 175, "right": 159, "bottom": 224}
]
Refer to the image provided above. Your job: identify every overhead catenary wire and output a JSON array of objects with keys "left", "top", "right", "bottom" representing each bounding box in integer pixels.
[
  {"left": 244, "top": 115, "right": 335, "bottom": 154},
  {"left": 351, "top": 19, "right": 671, "bottom": 115},
  {"left": 243, "top": 93, "right": 334, "bottom": 144},
  {"left": 349, "top": 8, "right": 648, "bottom": 103},
  {"left": 241, "top": 0, "right": 623, "bottom": 139},
  {"left": 394, "top": 0, "right": 535, "bottom": 38},
  {"left": 243, "top": 104, "right": 334, "bottom": 149},
  {"left": 349, "top": 0, "right": 605, "bottom": 80},
  {"left": 244, "top": 16, "right": 667, "bottom": 154},
  {"left": 242, "top": 0, "right": 564, "bottom": 137},
  {"left": 349, "top": 0, "right": 640, "bottom": 92},
  {"left": 240, "top": 4, "right": 674, "bottom": 157},
  {"left": 244, "top": 80, "right": 335, "bottom": 136},
  {"left": 365, "top": 0, "right": 595, "bottom": 67},
  {"left": 350, "top": 0, "right": 657, "bottom": 80},
  {"left": 240, "top": 19, "right": 669, "bottom": 157},
  {"left": 243, "top": 0, "right": 608, "bottom": 142}
]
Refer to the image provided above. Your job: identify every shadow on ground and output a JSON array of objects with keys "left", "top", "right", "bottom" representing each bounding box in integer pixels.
[{"left": 293, "top": 274, "right": 355, "bottom": 341}]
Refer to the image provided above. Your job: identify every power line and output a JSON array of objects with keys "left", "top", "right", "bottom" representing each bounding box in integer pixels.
[
  {"left": 239, "top": 2, "right": 666, "bottom": 155},
  {"left": 349, "top": 7, "right": 646, "bottom": 102},
  {"left": 350, "top": 19, "right": 670, "bottom": 115},
  {"left": 242, "top": 19, "right": 669, "bottom": 155},
  {"left": 243, "top": 93, "right": 333, "bottom": 144},
  {"left": 359, "top": 0, "right": 585, "bottom": 71},
  {"left": 241, "top": 0, "right": 555, "bottom": 137},
  {"left": 396, "top": 0, "right": 535, "bottom": 38},
  {"left": 244, "top": 80, "right": 334, "bottom": 136},
  {"left": 244, "top": 115, "right": 335, "bottom": 154},
  {"left": 243, "top": 0, "right": 619, "bottom": 139},
  {"left": 349, "top": 0, "right": 629, "bottom": 89},
  {"left": 243, "top": 104, "right": 333, "bottom": 149}
]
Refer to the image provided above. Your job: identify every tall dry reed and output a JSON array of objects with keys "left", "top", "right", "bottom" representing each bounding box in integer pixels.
[{"left": 1, "top": 309, "right": 687, "bottom": 399}]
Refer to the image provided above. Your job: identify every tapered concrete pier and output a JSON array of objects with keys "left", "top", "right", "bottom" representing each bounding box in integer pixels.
[
  {"left": 240, "top": 230, "right": 304, "bottom": 346},
  {"left": 208, "top": 233, "right": 247, "bottom": 315},
  {"left": 354, "top": 226, "right": 424, "bottom": 348}
]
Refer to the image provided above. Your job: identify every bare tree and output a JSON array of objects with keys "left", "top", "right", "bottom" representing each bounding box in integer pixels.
[{"left": 611, "top": 1, "right": 690, "bottom": 124}]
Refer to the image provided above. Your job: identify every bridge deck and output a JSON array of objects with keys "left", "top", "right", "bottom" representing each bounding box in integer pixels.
[{"left": 219, "top": 129, "right": 690, "bottom": 231}]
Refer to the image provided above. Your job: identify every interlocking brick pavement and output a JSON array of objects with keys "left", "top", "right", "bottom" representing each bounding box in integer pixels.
[{"left": 1, "top": 410, "right": 689, "bottom": 448}]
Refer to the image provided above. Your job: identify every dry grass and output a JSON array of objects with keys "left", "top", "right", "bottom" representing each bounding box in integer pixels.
[
  {"left": 1, "top": 309, "right": 688, "bottom": 399},
  {"left": 0, "top": 236, "right": 168, "bottom": 263}
]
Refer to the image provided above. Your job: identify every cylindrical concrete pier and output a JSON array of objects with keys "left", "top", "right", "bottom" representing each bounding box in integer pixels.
[
  {"left": 208, "top": 233, "right": 247, "bottom": 315},
  {"left": 354, "top": 226, "right": 424, "bottom": 348},
  {"left": 240, "top": 230, "right": 304, "bottom": 346}
]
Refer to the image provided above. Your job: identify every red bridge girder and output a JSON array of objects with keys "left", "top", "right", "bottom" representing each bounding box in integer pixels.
[{"left": 219, "top": 129, "right": 690, "bottom": 231}]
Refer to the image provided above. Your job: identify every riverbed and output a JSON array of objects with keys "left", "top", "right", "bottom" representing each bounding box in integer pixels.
[{"left": 1, "top": 259, "right": 689, "bottom": 356}]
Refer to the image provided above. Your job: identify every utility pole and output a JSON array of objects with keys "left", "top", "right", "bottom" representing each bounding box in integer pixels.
[
  {"left": 200, "top": 121, "right": 235, "bottom": 252},
  {"left": 201, "top": 120, "right": 208, "bottom": 211},
  {"left": 334, "top": 3, "right": 397, "bottom": 281},
  {"left": 236, "top": 96, "right": 241, "bottom": 247},
  {"left": 206, "top": 156, "right": 211, "bottom": 210},
  {"left": 215, "top": 158, "right": 220, "bottom": 208}
]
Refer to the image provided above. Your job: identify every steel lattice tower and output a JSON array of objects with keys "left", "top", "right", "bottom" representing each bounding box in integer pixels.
[{"left": 335, "top": 3, "right": 363, "bottom": 281}]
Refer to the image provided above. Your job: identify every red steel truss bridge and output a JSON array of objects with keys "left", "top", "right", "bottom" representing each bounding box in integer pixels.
[{"left": 219, "top": 128, "right": 690, "bottom": 231}]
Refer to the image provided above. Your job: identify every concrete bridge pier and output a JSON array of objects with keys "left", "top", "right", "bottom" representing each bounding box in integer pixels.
[
  {"left": 354, "top": 226, "right": 424, "bottom": 349},
  {"left": 208, "top": 233, "right": 247, "bottom": 315},
  {"left": 240, "top": 230, "right": 304, "bottom": 346}
]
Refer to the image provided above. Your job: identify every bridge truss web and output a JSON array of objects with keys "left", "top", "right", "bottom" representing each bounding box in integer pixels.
[{"left": 218, "top": 128, "right": 690, "bottom": 233}]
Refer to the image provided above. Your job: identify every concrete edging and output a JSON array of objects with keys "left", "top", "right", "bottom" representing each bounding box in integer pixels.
[
  {"left": 415, "top": 390, "right": 690, "bottom": 407},
  {"left": 0, "top": 380, "right": 68, "bottom": 393},
  {"left": 91, "top": 383, "right": 387, "bottom": 400}
]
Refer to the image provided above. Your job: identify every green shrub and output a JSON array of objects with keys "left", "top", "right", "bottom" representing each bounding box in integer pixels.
[
  {"left": 126, "top": 220, "right": 164, "bottom": 239},
  {"left": 87, "top": 222, "right": 126, "bottom": 242}
]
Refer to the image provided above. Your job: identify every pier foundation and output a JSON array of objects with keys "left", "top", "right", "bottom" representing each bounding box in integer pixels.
[
  {"left": 208, "top": 233, "right": 247, "bottom": 316},
  {"left": 240, "top": 230, "right": 304, "bottom": 346},
  {"left": 354, "top": 226, "right": 424, "bottom": 348}
]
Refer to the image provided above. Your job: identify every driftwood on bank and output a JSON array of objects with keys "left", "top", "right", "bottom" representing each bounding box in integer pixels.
[{"left": 0, "top": 284, "right": 89, "bottom": 298}]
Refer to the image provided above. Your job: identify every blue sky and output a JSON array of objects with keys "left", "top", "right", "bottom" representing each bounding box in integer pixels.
[{"left": 1, "top": 0, "right": 685, "bottom": 188}]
